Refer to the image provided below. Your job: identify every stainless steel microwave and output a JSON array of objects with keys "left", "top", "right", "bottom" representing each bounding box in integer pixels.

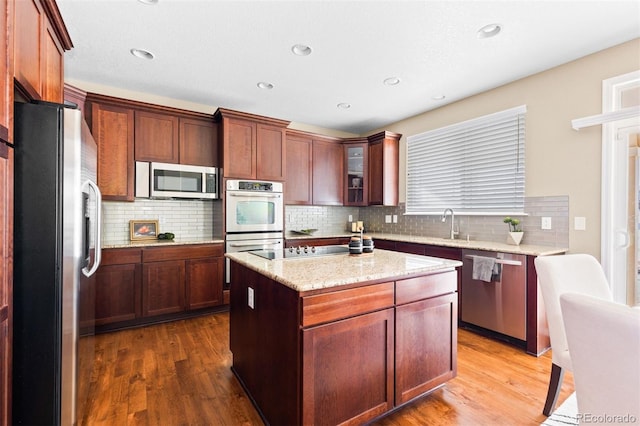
[{"left": 135, "top": 161, "right": 219, "bottom": 199}]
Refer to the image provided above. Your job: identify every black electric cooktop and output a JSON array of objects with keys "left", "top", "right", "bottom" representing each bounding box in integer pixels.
[{"left": 250, "top": 245, "right": 350, "bottom": 260}]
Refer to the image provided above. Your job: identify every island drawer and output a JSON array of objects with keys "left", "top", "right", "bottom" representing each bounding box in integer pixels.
[
  {"left": 395, "top": 271, "right": 457, "bottom": 305},
  {"left": 301, "top": 282, "right": 394, "bottom": 327}
]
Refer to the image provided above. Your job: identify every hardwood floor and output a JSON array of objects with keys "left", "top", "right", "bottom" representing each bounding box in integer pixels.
[{"left": 79, "top": 311, "right": 574, "bottom": 425}]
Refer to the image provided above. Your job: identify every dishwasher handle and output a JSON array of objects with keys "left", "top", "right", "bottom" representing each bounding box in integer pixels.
[{"left": 464, "top": 254, "right": 522, "bottom": 266}]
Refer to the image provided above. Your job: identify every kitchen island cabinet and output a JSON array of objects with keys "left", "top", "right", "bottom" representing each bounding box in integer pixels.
[{"left": 228, "top": 250, "right": 461, "bottom": 425}]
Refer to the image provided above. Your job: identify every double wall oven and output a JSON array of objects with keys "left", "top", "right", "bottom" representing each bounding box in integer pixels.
[{"left": 225, "top": 179, "right": 284, "bottom": 284}]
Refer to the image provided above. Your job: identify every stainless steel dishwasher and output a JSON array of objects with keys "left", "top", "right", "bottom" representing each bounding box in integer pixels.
[{"left": 460, "top": 249, "right": 527, "bottom": 341}]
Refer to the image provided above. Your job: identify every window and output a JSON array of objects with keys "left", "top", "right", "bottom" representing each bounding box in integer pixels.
[{"left": 406, "top": 105, "right": 526, "bottom": 214}]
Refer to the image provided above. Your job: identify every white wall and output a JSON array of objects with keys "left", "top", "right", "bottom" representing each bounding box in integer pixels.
[{"left": 368, "top": 39, "right": 640, "bottom": 257}]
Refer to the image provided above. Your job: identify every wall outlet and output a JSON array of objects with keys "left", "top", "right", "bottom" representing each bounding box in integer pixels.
[
  {"left": 385, "top": 215, "right": 392, "bottom": 223},
  {"left": 541, "top": 217, "right": 552, "bottom": 230},
  {"left": 574, "top": 216, "right": 586, "bottom": 231},
  {"left": 392, "top": 215, "right": 398, "bottom": 223},
  {"left": 248, "top": 287, "right": 255, "bottom": 309}
]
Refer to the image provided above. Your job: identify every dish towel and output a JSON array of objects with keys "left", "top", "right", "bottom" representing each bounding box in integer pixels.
[{"left": 472, "top": 256, "right": 497, "bottom": 282}]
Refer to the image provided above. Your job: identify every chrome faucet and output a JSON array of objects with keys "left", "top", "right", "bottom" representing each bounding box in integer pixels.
[{"left": 441, "top": 208, "right": 459, "bottom": 239}]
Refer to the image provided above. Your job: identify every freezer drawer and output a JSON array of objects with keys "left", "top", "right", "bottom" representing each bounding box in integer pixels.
[{"left": 460, "top": 249, "right": 527, "bottom": 340}]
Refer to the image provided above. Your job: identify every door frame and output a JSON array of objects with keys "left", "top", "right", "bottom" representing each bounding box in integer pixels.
[{"left": 601, "top": 70, "right": 640, "bottom": 304}]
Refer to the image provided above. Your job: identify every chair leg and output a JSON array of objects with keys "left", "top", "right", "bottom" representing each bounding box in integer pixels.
[{"left": 543, "top": 363, "right": 565, "bottom": 416}]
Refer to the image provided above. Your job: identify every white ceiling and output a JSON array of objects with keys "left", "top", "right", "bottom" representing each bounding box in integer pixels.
[{"left": 57, "top": 0, "right": 640, "bottom": 135}]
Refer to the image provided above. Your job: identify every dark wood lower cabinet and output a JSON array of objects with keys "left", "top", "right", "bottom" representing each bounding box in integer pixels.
[
  {"left": 143, "top": 260, "right": 186, "bottom": 316},
  {"left": 94, "top": 263, "right": 141, "bottom": 325},
  {"left": 229, "top": 261, "right": 458, "bottom": 425},
  {"left": 83, "top": 244, "right": 224, "bottom": 331},
  {"left": 186, "top": 257, "right": 223, "bottom": 310},
  {"left": 395, "top": 293, "right": 457, "bottom": 404},
  {"left": 302, "top": 309, "right": 394, "bottom": 425}
]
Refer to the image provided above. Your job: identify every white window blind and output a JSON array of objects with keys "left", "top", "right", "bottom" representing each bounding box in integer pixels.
[{"left": 406, "top": 105, "right": 526, "bottom": 214}]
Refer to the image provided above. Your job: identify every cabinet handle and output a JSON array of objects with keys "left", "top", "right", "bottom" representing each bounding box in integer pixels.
[
  {"left": 228, "top": 192, "right": 281, "bottom": 199},
  {"left": 464, "top": 255, "right": 522, "bottom": 266}
]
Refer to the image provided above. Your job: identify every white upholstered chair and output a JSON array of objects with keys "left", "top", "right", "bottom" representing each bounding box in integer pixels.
[
  {"left": 534, "top": 254, "right": 613, "bottom": 415},
  {"left": 560, "top": 293, "right": 640, "bottom": 423}
]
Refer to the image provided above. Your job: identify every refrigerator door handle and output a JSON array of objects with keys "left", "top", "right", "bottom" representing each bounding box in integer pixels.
[{"left": 82, "top": 179, "right": 102, "bottom": 277}]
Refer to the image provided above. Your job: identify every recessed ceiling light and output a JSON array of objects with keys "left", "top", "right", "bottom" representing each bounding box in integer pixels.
[
  {"left": 337, "top": 103, "right": 351, "bottom": 109},
  {"left": 383, "top": 77, "right": 401, "bottom": 86},
  {"left": 291, "top": 44, "right": 312, "bottom": 56},
  {"left": 431, "top": 95, "right": 446, "bottom": 101},
  {"left": 138, "top": 0, "right": 158, "bottom": 4},
  {"left": 477, "top": 23, "right": 502, "bottom": 39},
  {"left": 257, "top": 82, "right": 274, "bottom": 90},
  {"left": 130, "top": 48, "right": 154, "bottom": 60}
]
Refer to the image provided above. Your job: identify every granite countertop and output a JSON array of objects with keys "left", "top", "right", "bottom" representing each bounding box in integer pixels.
[
  {"left": 103, "top": 238, "right": 224, "bottom": 249},
  {"left": 286, "top": 232, "right": 567, "bottom": 256},
  {"left": 226, "top": 250, "right": 462, "bottom": 292}
]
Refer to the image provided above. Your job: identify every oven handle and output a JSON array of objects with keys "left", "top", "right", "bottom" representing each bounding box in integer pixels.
[
  {"left": 464, "top": 255, "right": 522, "bottom": 266},
  {"left": 229, "top": 241, "right": 282, "bottom": 248},
  {"left": 227, "top": 192, "right": 282, "bottom": 198}
]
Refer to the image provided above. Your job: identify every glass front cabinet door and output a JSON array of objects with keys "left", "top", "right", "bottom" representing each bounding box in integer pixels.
[{"left": 344, "top": 142, "right": 368, "bottom": 206}]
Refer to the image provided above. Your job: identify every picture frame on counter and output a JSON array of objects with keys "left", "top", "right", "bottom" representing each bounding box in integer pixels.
[{"left": 130, "top": 220, "right": 159, "bottom": 241}]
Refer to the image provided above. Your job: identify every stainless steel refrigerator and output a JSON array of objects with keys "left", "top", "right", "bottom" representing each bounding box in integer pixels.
[{"left": 12, "top": 101, "right": 102, "bottom": 425}]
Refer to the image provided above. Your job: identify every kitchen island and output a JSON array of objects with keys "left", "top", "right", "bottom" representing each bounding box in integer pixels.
[{"left": 226, "top": 249, "right": 462, "bottom": 425}]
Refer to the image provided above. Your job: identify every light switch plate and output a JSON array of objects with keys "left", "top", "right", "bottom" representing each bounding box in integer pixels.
[
  {"left": 574, "top": 216, "right": 586, "bottom": 231},
  {"left": 348, "top": 215, "right": 353, "bottom": 222},
  {"left": 392, "top": 215, "right": 398, "bottom": 223},
  {"left": 385, "top": 215, "right": 392, "bottom": 223},
  {"left": 541, "top": 217, "right": 552, "bottom": 230}
]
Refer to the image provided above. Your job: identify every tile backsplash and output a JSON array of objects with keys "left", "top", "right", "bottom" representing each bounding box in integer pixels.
[
  {"left": 287, "top": 196, "right": 569, "bottom": 247},
  {"left": 103, "top": 196, "right": 568, "bottom": 247},
  {"left": 285, "top": 205, "right": 360, "bottom": 236},
  {"left": 102, "top": 199, "right": 219, "bottom": 245}
]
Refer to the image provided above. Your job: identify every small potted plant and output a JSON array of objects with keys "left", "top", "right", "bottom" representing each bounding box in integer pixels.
[{"left": 503, "top": 217, "right": 524, "bottom": 245}]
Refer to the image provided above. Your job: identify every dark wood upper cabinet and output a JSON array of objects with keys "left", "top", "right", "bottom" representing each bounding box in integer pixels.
[
  {"left": 312, "top": 137, "right": 344, "bottom": 205},
  {"left": 85, "top": 98, "right": 135, "bottom": 201},
  {"left": 179, "top": 117, "right": 218, "bottom": 167},
  {"left": 85, "top": 94, "right": 219, "bottom": 202},
  {"left": 368, "top": 131, "right": 401, "bottom": 206},
  {"left": 134, "top": 110, "right": 179, "bottom": 163},
  {"left": 0, "top": 143, "right": 13, "bottom": 426},
  {"left": 223, "top": 117, "right": 255, "bottom": 179},
  {"left": 1, "top": 0, "right": 10, "bottom": 144},
  {"left": 13, "top": 0, "right": 72, "bottom": 102},
  {"left": 215, "top": 108, "right": 290, "bottom": 181},
  {"left": 134, "top": 111, "right": 217, "bottom": 166},
  {"left": 256, "top": 124, "right": 286, "bottom": 181},
  {"left": 285, "top": 132, "right": 313, "bottom": 205}
]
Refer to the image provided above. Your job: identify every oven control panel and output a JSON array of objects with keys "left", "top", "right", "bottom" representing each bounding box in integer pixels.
[{"left": 226, "top": 179, "right": 283, "bottom": 192}]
